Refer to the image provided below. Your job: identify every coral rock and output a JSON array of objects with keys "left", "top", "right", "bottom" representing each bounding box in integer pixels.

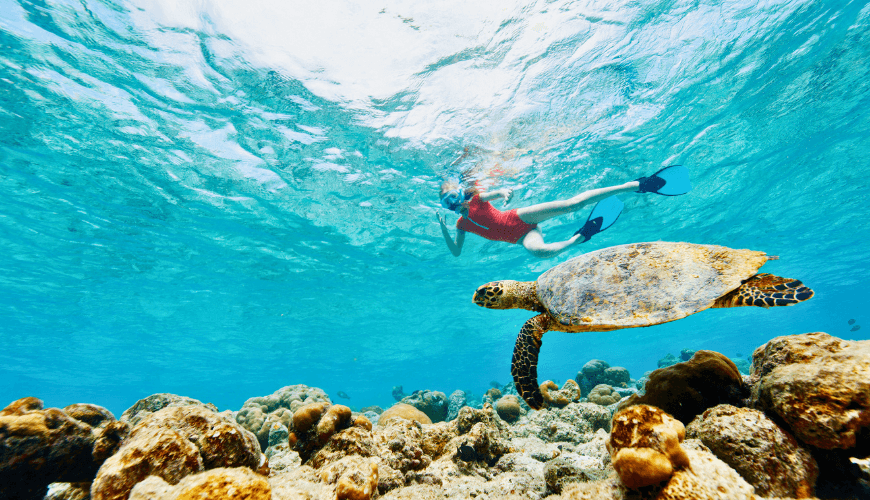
[
  {"left": 236, "top": 385, "right": 331, "bottom": 451},
  {"left": 379, "top": 403, "right": 433, "bottom": 426},
  {"left": 512, "top": 403, "right": 611, "bottom": 443},
  {"left": 608, "top": 404, "right": 690, "bottom": 489},
  {"left": 91, "top": 424, "right": 204, "bottom": 500},
  {"left": 540, "top": 379, "right": 581, "bottom": 408},
  {"left": 92, "top": 404, "right": 262, "bottom": 500},
  {"left": 317, "top": 405, "right": 353, "bottom": 443},
  {"left": 587, "top": 384, "right": 621, "bottom": 406},
  {"left": 400, "top": 390, "right": 449, "bottom": 423},
  {"left": 686, "top": 404, "right": 817, "bottom": 498},
  {"left": 309, "top": 426, "right": 377, "bottom": 469},
  {"left": 120, "top": 393, "right": 218, "bottom": 427},
  {"left": 495, "top": 395, "right": 522, "bottom": 423},
  {"left": 360, "top": 405, "right": 383, "bottom": 415},
  {"left": 561, "top": 448, "right": 757, "bottom": 499},
  {"left": 0, "top": 398, "right": 109, "bottom": 500},
  {"left": 290, "top": 402, "right": 371, "bottom": 465},
  {"left": 543, "top": 455, "right": 607, "bottom": 493},
  {"left": 446, "top": 390, "right": 467, "bottom": 421},
  {"left": 602, "top": 367, "right": 630, "bottom": 387},
  {"left": 320, "top": 456, "right": 379, "bottom": 500},
  {"left": 749, "top": 332, "right": 870, "bottom": 449},
  {"left": 374, "top": 418, "right": 433, "bottom": 479},
  {"left": 63, "top": 404, "right": 116, "bottom": 428},
  {"left": 128, "top": 466, "right": 270, "bottom": 500},
  {"left": 618, "top": 350, "right": 745, "bottom": 424}
]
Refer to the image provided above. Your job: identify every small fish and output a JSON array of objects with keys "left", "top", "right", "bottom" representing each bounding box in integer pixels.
[
  {"left": 851, "top": 325, "right": 861, "bottom": 332},
  {"left": 489, "top": 380, "right": 501, "bottom": 389},
  {"left": 336, "top": 391, "right": 350, "bottom": 399},
  {"left": 848, "top": 319, "right": 856, "bottom": 325}
]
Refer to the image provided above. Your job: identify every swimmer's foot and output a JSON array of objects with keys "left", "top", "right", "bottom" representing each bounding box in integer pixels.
[
  {"left": 574, "top": 196, "right": 624, "bottom": 242},
  {"left": 636, "top": 165, "right": 691, "bottom": 196}
]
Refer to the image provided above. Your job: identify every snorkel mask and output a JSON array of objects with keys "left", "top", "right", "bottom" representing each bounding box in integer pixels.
[{"left": 440, "top": 188, "right": 465, "bottom": 212}]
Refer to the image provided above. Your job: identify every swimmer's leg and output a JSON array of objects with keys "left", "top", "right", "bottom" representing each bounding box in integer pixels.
[
  {"left": 520, "top": 229, "right": 583, "bottom": 259},
  {"left": 516, "top": 181, "right": 638, "bottom": 225}
]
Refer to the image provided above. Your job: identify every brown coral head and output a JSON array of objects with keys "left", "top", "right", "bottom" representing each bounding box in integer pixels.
[
  {"left": 485, "top": 387, "right": 502, "bottom": 400},
  {"left": 609, "top": 404, "right": 690, "bottom": 489},
  {"left": 612, "top": 447, "right": 674, "bottom": 489},
  {"left": 0, "top": 397, "right": 44, "bottom": 416},
  {"left": 618, "top": 350, "right": 746, "bottom": 424},
  {"left": 316, "top": 405, "right": 353, "bottom": 443},
  {"left": 540, "top": 379, "right": 581, "bottom": 408},
  {"left": 292, "top": 402, "right": 330, "bottom": 433}
]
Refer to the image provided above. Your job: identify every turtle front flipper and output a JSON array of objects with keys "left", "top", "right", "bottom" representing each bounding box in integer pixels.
[
  {"left": 511, "top": 314, "right": 552, "bottom": 410},
  {"left": 712, "top": 273, "right": 814, "bottom": 308}
]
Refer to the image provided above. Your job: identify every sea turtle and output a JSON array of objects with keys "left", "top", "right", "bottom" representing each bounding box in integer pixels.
[{"left": 472, "top": 242, "right": 814, "bottom": 409}]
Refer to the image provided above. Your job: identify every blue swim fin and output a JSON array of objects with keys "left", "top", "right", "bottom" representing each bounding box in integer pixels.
[
  {"left": 636, "top": 165, "right": 691, "bottom": 196},
  {"left": 574, "top": 195, "right": 624, "bottom": 242}
]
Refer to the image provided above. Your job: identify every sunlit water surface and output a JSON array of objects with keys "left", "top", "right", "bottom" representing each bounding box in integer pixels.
[{"left": 1, "top": 0, "right": 869, "bottom": 415}]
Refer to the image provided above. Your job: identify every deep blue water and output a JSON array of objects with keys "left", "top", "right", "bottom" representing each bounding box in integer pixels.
[{"left": 1, "top": 0, "right": 868, "bottom": 417}]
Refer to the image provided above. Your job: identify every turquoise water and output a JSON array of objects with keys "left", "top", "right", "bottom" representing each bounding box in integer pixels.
[{"left": 1, "top": 0, "right": 868, "bottom": 417}]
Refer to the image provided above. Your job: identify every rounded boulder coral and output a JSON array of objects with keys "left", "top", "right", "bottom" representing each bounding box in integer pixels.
[
  {"left": 608, "top": 404, "right": 690, "bottom": 489},
  {"left": 587, "top": 384, "right": 621, "bottom": 406},
  {"left": 495, "top": 395, "right": 521, "bottom": 423},
  {"left": 378, "top": 403, "right": 432, "bottom": 426}
]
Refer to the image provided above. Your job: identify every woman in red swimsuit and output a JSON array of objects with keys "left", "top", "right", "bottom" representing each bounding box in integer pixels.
[{"left": 437, "top": 180, "right": 641, "bottom": 258}]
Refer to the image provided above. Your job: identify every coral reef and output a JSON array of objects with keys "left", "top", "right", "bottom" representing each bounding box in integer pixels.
[
  {"left": 91, "top": 404, "right": 263, "bottom": 500},
  {"left": 10, "top": 332, "right": 870, "bottom": 499},
  {"left": 586, "top": 384, "right": 621, "bottom": 406},
  {"left": 559, "top": 446, "right": 759, "bottom": 499},
  {"left": 379, "top": 403, "right": 433, "bottom": 426},
  {"left": 543, "top": 455, "right": 607, "bottom": 493},
  {"left": 575, "top": 360, "right": 631, "bottom": 393},
  {"left": 128, "top": 466, "right": 271, "bottom": 500},
  {"left": 0, "top": 397, "right": 127, "bottom": 500},
  {"left": 679, "top": 348, "right": 696, "bottom": 361},
  {"left": 235, "top": 384, "right": 331, "bottom": 451},
  {"left": 618, "top": 350, "right": 746, "bottom": 424},
  {"left": 607, "top": 404, "right": 690, "bottom": 489},
  {"left": 287, "top": 402, "right": 374, "bottom": 465},
  {"left": 400, "top": 390, "right": 449, "bottom": 423},
  {"left": 686, "top": 404, "right": 818, "bottom": 498},
  {"left": 120, "top": 393, "right": 219, "bottom": 427},
  {"left": 540, "top": 379, "right": 581, "bottom": 408},
  {"left": 512, "top": 402, "right": 611, "bottom": 443},
  {"left": 749, "top": 331, "right": 870, "bottom": 450}
]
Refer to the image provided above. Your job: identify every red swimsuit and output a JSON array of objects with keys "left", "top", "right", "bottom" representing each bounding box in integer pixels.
[{"left": 457, "top": 195, "right": 538, "bottom": 244}]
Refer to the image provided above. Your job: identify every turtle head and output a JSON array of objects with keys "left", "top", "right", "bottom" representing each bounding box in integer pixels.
[{"left": 473, "top": 280, "right": 540, "bottom": 311}]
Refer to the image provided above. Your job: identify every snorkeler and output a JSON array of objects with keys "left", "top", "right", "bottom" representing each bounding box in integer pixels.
[{"left": 437, "top": 166, "right": 690, "bottom": 258}]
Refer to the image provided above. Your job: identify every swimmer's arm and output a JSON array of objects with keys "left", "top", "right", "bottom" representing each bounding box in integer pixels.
[
  {"left": 437, "top": 213, "right": 465, "bottom": 257},
  {"left": 478, "top": 188, "right": 513, "bottom": 205}
]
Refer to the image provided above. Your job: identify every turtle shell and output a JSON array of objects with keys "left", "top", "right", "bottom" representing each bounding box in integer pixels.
[{"left": 536, "top": 242, "right": 769, "bottom": 330}]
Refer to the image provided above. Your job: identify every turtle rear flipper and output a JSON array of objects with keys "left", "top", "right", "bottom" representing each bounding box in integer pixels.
[
  {"left": 511, "top": 314, "right": 551, "bottom": 410},
  {"left": 712, "top": 273, "right": 814, "bottom": 309}
]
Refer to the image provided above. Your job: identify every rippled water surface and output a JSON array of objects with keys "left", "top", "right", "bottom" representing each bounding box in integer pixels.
[{"left": 1, "top": 0, "right": 869, "bottom": 414}]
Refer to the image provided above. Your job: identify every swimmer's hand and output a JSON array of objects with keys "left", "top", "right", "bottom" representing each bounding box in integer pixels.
[
  {"left": 436, "top": 213, "right": 448, "bottom": 227},
  {"left": 502, "top": 188, "right": 513, "bottom": 206}
]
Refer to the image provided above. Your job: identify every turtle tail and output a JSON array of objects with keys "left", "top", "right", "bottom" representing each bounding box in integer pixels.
[
  {"left": 712, "top": 273, "right": 814, "bottom": 308},
  {"left": 511, "top": 314, "right": 551, "bottom": 410}
]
